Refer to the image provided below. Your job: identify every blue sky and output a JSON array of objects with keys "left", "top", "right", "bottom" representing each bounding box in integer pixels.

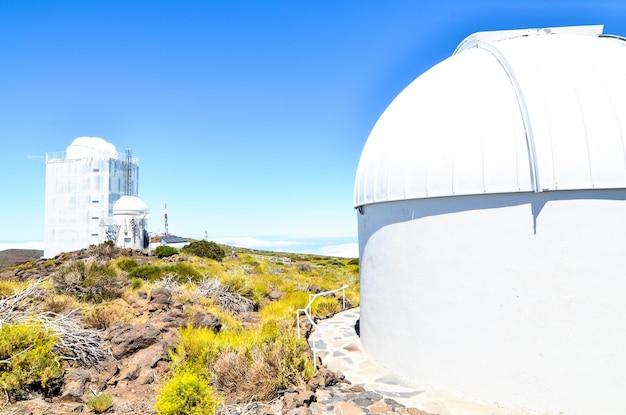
[{"left": 1, "top": 1, "right": 625, "bottom": 257}]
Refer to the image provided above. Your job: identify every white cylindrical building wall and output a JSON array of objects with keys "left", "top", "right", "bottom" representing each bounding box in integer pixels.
[
  {"left": 44, "top": 137, "right": 140, "bottom": 258},
  {"left": 358, "top": 189, "right": 626, "bottom": 415}
]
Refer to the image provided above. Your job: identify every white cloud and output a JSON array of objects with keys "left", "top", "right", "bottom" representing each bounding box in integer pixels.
[
  {"left": 210, "top": 236, "right": 359, "bottom": 258},
  {"left": 211, "top": 237, "right": 305, "bottom": 250},
  {"left": 0, "top": 241, "right": 44, "bottom": 251},
  {"left": 316, "top": 243, "right": 359, "bottom": 258}
]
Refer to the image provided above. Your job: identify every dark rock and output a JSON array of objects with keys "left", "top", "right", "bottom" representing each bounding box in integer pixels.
[
  {"left": 283, "top": 391, "right": 299, "bottom": 409},
  {"left": 297, "top": 389, "right": 316, "bottom": 407},
  {"left": 307, "top": 365, "right": 339, "bottom": 391},
  {"left": 103, "top": 323, "right": 161, "bottom": 359},
  {"left": 364, "top": 391, "right": 383, "bottom": 401},
  {"left": 309, "top": 284, "right": 322, "bottom": 293},
  {"left": 128, "top": 341, "right": 167, "bottom": 370},
  {"left": 268, "top": 289, "right": 283, "bottom": 301},
  {"left": 352, "top": 397, "right": 373, "bottom": 407},
  {"left": 147, "top": 287, "right": 172, "bottom": 310},
  {"left": 61, "top": 368, "right": 90, "bottom": 401},
  {"left": 91, "top": 356, "right": 119, "bottom": 385},
  {"left": 192, "top": 312, "right": 222, "bottom": 332},
  {"left": 156, "top": 307, "right": 186, "bottom": 329},
  {"left": 238, "top": 311, "right": 261, "bottom": 328}
]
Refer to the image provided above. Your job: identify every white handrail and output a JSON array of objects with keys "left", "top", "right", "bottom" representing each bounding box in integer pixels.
[{"left": 296, "top": 284, "right": 348, "bottom": 365}]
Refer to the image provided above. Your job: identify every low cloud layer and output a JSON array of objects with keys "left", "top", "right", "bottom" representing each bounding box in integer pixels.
[{"left": 210, "top": 236, "right": 358, "bottom": 258}]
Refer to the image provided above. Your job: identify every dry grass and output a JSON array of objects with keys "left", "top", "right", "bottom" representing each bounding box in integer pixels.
[
  {"left": 83, "top": 298, "right": 136, "bottom": 329},
  {"left": 212, "top": 347, "right": 280, "bottom": 402}
]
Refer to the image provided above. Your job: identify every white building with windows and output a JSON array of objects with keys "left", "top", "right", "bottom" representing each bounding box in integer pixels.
[
  {"left": 44, "top": 137, "right": 143, "bottom": 257},
  {"left": 354, "top": 25, "right": 626, "bottom": 415}
]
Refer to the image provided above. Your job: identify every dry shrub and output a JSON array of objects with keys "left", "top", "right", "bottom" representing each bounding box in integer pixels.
[
  {"left": 43, "top": 294, "right": 83, "bottom": 314},
  {"left": 84, "top": 299, "right": 135, "bottom": 329},
  {"left": 212, "top": 347, "right": 279, "bottom": 402},
  {"left": 211, "top": 336, "right": 312, "bottom": 403},
  {"left": 212, "top": 351, "right": 248, "bottom": 395},
  {"left": 52, "top": 259, "right": 126, "bottom": 302}
]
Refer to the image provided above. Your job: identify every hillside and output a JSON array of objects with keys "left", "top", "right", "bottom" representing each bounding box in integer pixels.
[
  {"left": 0, "top": 248, "right": 43, "bottom": 268},
  {"left": 0, "top": 242, "right": 360, "bottom": 414}
]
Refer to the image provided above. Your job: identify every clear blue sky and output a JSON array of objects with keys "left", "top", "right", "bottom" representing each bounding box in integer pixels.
[{"left": 1, "top": 0, "right": 625, "bottom": 257}]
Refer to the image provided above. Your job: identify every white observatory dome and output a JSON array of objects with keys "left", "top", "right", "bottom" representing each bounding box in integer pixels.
[
  {"left": 66, "top": 136, "right": 118, "bottom": 160},
  {"left": 354, "top": 25, "right": 626, "bottom": 415},
  {"left": 113, "top": 196, "right": 148, "bottom": 216},
  {"left": 354, "top": 25, "right": 626, "bottom": 208}
]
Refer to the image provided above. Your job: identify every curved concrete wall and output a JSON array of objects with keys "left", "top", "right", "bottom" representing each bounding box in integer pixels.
[{"left": 357, "top": 189, "right": 626, "bottom": 415}]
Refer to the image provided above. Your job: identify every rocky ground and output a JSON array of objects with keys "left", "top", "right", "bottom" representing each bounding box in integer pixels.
[
  {"left": 0, "top": 284, "right": 430, "bottom": 415},
  {"left": 0, "top": 249, "right": 430, "bottom": 415}
]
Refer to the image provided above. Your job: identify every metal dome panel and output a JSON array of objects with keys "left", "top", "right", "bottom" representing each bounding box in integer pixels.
[
  {"left": 113, "top": 196, "right": 148, "bottom": 215},
  {"left": 354, "top": 25, "right": 626, "bottom": 207},
  {"left": 66, "top": 136, "right": 118, "bottom": 160}
]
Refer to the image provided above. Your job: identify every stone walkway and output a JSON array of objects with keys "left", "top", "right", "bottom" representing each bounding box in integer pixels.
[{"left": 308, "top": 308, "right": 545, "bottom": 415}]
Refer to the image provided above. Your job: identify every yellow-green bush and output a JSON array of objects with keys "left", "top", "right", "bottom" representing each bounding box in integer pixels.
[
  {"left": 0, "top": 321, "right": 63, "bottom": 396},
  {"left": 311, "top": 296, "right": 342, "bottom": 318},
  {"left": 87, "top": 392, "right": 113, "bottom": 413},
  {"left": 259, "top": 291, "right": 309, "bottom": 323},
  {"left": 168, "top": 324, "right": 314, "bottom": 404},
  {"left": 0, "top": 279, "right": 30, "bottom": 298},
  {"left": 155, "top": 370, "right": 220, "bottom": 415}
]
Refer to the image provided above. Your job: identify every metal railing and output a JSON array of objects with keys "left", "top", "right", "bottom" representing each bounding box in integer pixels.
[{"left": 296, "top": 284, "right": 348, "bottom": 364}]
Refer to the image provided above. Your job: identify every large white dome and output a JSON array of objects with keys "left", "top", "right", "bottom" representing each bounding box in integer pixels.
[
  {"left": 113, "top": 196, "right": 148, "bottom": 216},
  {"left": 66, "top": 136, "right": 118, "bottom": 160},
  {"left": 354, "top": 25, "right": 626, "bottom": 207}
]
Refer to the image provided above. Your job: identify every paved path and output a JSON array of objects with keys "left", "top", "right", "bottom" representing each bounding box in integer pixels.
[{"left": 308, "top": 307, "right": 545, "bottom": 415}]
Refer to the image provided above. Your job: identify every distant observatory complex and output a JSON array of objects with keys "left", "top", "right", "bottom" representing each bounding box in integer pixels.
[
  {"left": 354, "top": 26, "right": 626, "bottom": 415},
  {"left": 44, "top": 137, "right": 149, "bottom": 257}
]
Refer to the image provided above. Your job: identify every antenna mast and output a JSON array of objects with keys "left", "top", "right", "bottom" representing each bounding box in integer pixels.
[{"left": 164, "top": 203, "right": 169, "bottom": 236}]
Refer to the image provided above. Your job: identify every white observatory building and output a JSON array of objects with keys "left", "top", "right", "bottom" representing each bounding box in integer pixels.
[
  {"left": 45, "top": 137, "right": 148, "bottom": 257},
  {"left": 354, "top": 26, "right": 626, "bottom": 415},
  {"left": 109, "top": 196, "right": 150, "bottom": 250}
]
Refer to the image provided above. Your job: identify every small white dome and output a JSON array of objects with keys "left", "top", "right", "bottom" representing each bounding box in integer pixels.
[
  {"left": 113, "top": 196, "right": 148, "bottom": 215},
  {"left": 354, "top": 25, "right": 626, "bottom": 207},
  {"left": 66, "top": 137, "right": 118, "bottom": 160}
]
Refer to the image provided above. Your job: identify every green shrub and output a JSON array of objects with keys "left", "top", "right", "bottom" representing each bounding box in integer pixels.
[
  {"left": 312, "top": 296, "right": 341, "bottom": 318},
  {"left": 87, "top": 392, "right": 114, "bottom": 413},
  {"left": 116, "top": 257, "right": 139, "bottom": 272},
  {"left": 182, "top": 240, "right": 226, "bottom": 262},
  {"left": 347, "top": 258, "right": 359, "bottom": 266},
  {"left": 130, "top": 277, "right": 144, "bottom": 290},
  {"left": 154, "top": 245, "right": 179, "bottom": 258},
  {"left": 162, "top": 262, "right": 202, "bottom": 283},
  {"left": 154, "top": 246, "right": 176, "bottom": 259},
  {"left": 0, "top": 321, "right": 63, "bottom": 396},
  {"left": 52, "top": 259, "right": 126, "bottom": 302},
  {"left": 128, "top": 264, "right": 166, "bottom": 281},
  {"left": 155, "top": 370, "right": 220, "bottom": 415},
  {"left": 326, "top": 259, "right": 345, "bottom": 267}
]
